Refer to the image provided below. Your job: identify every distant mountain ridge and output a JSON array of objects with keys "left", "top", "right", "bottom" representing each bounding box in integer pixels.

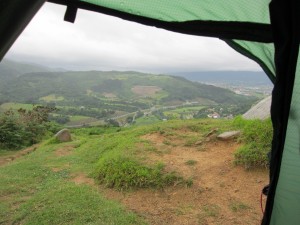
[
  {"left": 0, "top": 59, "right": 51, "bottom": 78},
  {"left": 0, "top": 60, "right": 258, "bottom": 118}
]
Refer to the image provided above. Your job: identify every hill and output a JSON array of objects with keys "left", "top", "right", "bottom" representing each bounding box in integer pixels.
[
  {"left": 0, "top": 119, "right": 269, "bottom": 225},
  {"left": 0, "top": 59, "right": 51, "bottom": 79},
  {"left": 0, "top": 60, "right": 258, "bottom": 125}
]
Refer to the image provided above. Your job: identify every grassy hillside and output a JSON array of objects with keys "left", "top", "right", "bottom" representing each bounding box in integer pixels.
[
  {"left": 0, "top": 60, "right": 257, "bottom": 121},
  {"left": 1, "top": 70, "right": 256, "bottom": 105},
  {"left": 0, "top": 118, "right": 271, "bottom": 224}
]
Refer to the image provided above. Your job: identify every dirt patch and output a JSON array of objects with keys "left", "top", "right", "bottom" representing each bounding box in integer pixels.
[
  {"left": 131, "top": 86, "right": 162, "bottom": 97},
  {"left": 0, "top": 145, "right": 39, "bottom": 167},
  {"left": 55, "top": 146, "right": 75, "bottom": 157},
  {"left": 71, "top": 173, "right": 95, "bottom": 186},
  {"left": 100, "top": 132, "right": 268, "bottom": 225},
  {"left": 51, "top": 164, "right": 70, "bottom": 172}
]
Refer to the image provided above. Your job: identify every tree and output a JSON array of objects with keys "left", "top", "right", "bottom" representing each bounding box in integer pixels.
[{"left": 0, "top": 106, "right": 56, "bottom": 149}]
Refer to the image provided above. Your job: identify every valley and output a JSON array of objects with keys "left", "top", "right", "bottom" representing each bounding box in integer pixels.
[{"left": 0, "top": 60, "right": 261, "bottom": 127}]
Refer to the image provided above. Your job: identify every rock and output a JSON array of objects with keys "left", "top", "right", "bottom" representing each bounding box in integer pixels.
[
  {"left": 243, "top": 96, "right": 271, "bottom": 120},
  {"left": 217, "top": 131, "right": 240, "bottom": 140},
  {"left": 55, "top": 129, "right": 72, "bottom": 142}
]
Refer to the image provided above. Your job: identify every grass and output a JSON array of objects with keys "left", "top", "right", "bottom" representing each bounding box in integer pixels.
[
  {"left": 93, "top": 127, "right": 187, "bottom": 190},
  {"left": 185, "top": 160, "right": 197, "bottom": 166},
  {"left": 66, "top": 116, "right": 98, "bottom": 126},
  {"left": 0, "top": 129, "right": 146, "bottom": 225},
  {"left": 0, "top": 150, "right": 16, "bottom": 157},
  {"left": 134, "top": 115, "right": 161, "bottom": 126},
  {"left": 0, "top": 102, "right": 35, "bottom": 111},
  {"left": 0, "top": 117, "right": 271, "bottom": 224},
  {"left": 39, "top": 94, "right": 64, "bottom": 102},
  {"left": 68, "top": 115, "right": 92, "bottom": 122},
  {"left": 174, "top": 204, "right": 194, "bottom": 216},
  {"left": 233, "top": 116, "right": 273, "bottom": 168},
  {"left": 229, "top": 201, "right": 250, "bottom": 212},
  {"left": 166, "top": 106, "right": 205, "bottom": 114},
  {"left": 96, "top": 158, "right": 184, "bottom": 190},
  {"left": 197, "top": 204, "right": 221, "bottom": 225},
  {"left": 93, "top": 119, "right": 237, "bottom": 191},
  {"left": 202, "top": 204, "right": 220, "bottom": 217}
]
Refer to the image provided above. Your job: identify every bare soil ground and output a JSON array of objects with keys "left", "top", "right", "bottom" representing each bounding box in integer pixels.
[
  {"left": 131, "top": 86, "right": 162, "bottom": 97},
  {"left": 0, "top": 145, "right": 38, "bottom": 167},
  {"left": 101, "top": 131, "right": 268, "bottom": 225},
  {"left": 102, "top": 92, "right": 117, "bottom": 98},
  {"left": 55, "top": 145, "right": 74, "bottom": 157}
]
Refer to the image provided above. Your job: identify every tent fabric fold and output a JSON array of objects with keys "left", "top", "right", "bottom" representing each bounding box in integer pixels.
[{"left": 49, "top": 0, "right": 273, "bottom": 43}]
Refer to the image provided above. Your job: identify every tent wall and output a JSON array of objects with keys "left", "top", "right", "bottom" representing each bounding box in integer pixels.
[
  {"left": 49, "top": 0, "right": 273, "bottom": 43},
  {"left": 262, "top": 0, "right": 300, "bottom": 224},
  {"left": 0, "top": 0, "right": 46, "bottom": 60},
  {"left": 270, "top": 57, "right": 300, "bottom": 224},
  {"left": 225, "top": 40, "right": 275, "bottom": 82}
]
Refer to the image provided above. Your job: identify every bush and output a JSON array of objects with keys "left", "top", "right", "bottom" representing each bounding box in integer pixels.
[
  {"left": 0, "top": 106, "right": 56, "bottom": 150},
  {"left": 233, "top": 116, "right": 273, "bottom": 168},
  {"left": 0, "top": 111, "right": 25, "bottom": 149},
  {"left": 96, "top": 157, "right": 184, "bottom": 190}
]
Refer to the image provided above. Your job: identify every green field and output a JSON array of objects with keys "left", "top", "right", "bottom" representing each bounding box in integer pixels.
[
  {"left": 134, "top": 115, "right": 161, "bottom": 126},
  {"left": 40, "top": 94, "right": 64, "bottom": 102},
  {"left": 161, "top": 106, "right": 205, "bottom": 119},
  {"left": 66, "top": 116, "right": 99, "bottom": 126},
  {"left": 167, "top": 106, "right": 205, "bottom": 113},
  {"left": 0, "top": 102, "right": 35, "bottom": 111},
  {"left": 68, "top": 115, "right": 93, "bottom": 122}
]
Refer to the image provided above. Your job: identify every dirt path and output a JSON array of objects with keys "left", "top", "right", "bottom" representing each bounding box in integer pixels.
[
  {"left": 100, "top": 132, "right": 268, "bottom": 225},
  {"left": 0, "top": 145, "right": 38, "bottom": 167}
]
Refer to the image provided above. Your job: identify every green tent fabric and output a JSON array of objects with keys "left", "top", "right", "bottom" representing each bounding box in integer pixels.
[{"left": 0, "top": 0, "right": 299, "bottom": 224}]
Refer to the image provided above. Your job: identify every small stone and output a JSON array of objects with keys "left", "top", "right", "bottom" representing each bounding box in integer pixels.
[{"left": 195, "top": 140, "right": 203, "bottom": 145}]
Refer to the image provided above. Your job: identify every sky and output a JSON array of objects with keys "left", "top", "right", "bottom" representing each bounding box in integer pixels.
[{"left": 5, "top": 2, "right": 262, "bottom": 73}]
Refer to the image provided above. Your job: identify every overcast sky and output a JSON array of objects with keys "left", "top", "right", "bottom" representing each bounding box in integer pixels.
[{"left": 5, "top": 2, "right": 262, "bottom": 73}]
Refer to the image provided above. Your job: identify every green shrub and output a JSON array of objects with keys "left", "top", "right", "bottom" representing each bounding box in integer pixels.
[
  {"left": 233, "top": 116, "right": 273, "bottom": 168},
  {"left": 0, "top": 106, "right": 56, "bottom": 150},
  {"left": 0, "top": 112, "right": 25, "bottom": 149},
  {"left": 96, "top": 157, "right": 184, "bottom": 190}
]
